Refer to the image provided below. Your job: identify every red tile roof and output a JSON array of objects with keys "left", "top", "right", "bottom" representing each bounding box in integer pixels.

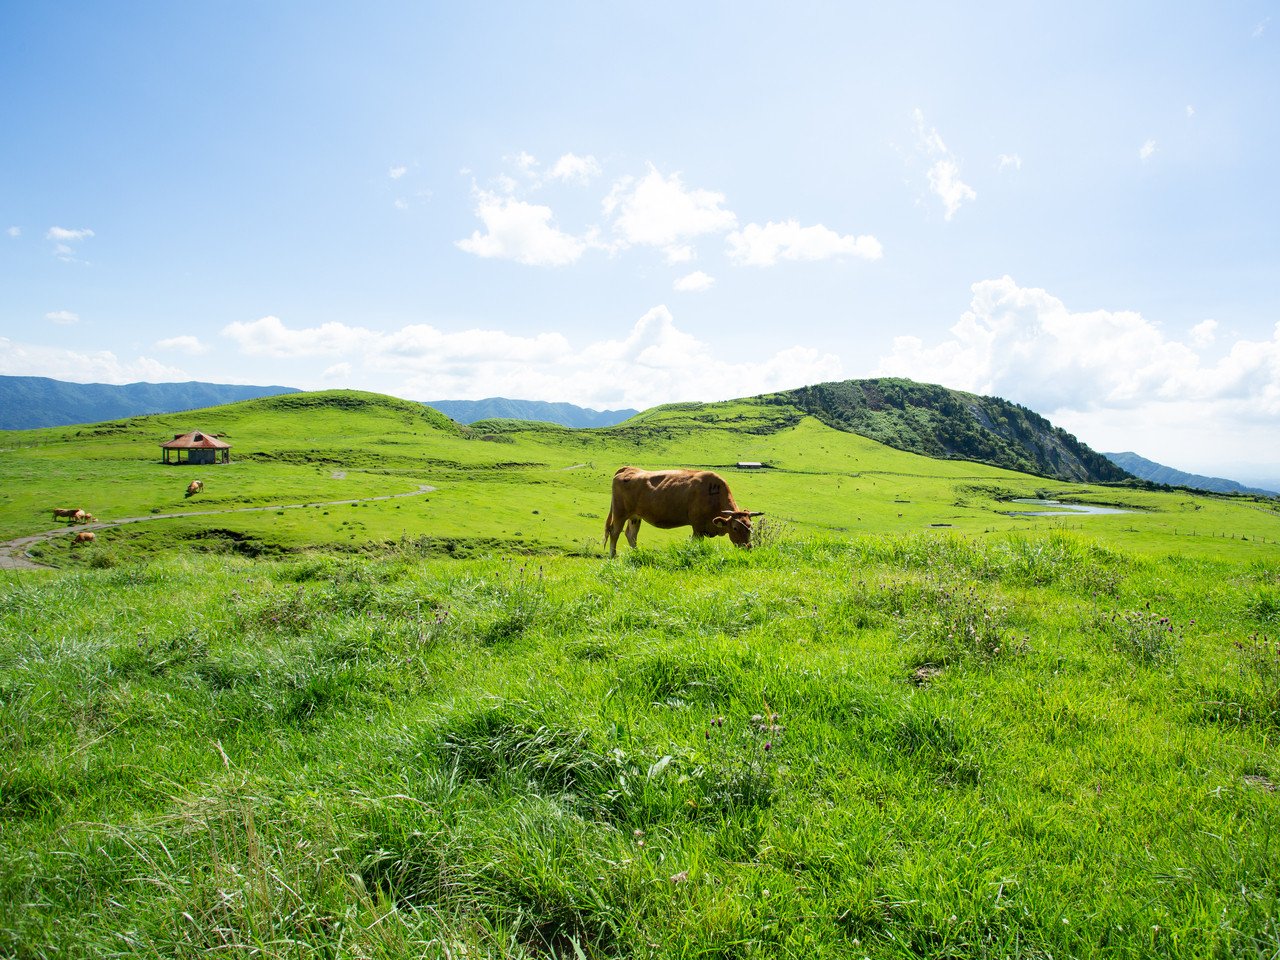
[{"left": 160, "top": 430, "right": 231, "bottom": 450}]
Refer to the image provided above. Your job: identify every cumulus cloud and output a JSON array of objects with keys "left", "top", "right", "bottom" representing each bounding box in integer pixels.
[
  {"left": 673, "top": 270, "right": 715, "bottom": 292},
  {"left": 388, "top": 164, "right": 408, "bottom": 180},
  {"left": 876, "top": 277, "right": 1280, "bottom": 467},
  {"left": 997, "top": 154, "right": 1022, "bottom": 172},
  {"left": 913, "top": 109, "right": 975, "bottom": 220},
  {"left": 455, "top": 188, "right": 586, "bottom": 266},
  {"left": 219, "top": 308, "right": 841, "bottom": 411},
  {"left": 1140, "top": 139, "right": 1158, "bottom": 161},
  {"left": 156, "top": 335, "right": 210, "bottom": 355},
  {"left": 547, "top": 153, "right": 602, "bottom": 184},
  {"left": 7, "top": 226, "right": 19, "bottom": 238},
  {"left": 45, "top": 310, "right": 79, "bottom": 325},
  {"left": 0, "top": 337, "right": 188, "bottom": 383},
  {"left": 1189, "top": 319, "right": 1217, "bottom": 348},
  {"left": 603, "top": 166, "right": 737, "bottom": 260},
  {"left": 726, "top": 220, "right": 883, "bottom": 266}
]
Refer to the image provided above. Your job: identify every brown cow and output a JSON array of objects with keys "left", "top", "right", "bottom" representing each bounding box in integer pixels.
[
  {"left": 52, "top": 507, "right": 82, "bottom": 520},
  {"left": 73, "top": 512, "right": 96, "bottom": 524},
  {"left": 604, "top": 466, "right": 763, "bottom": 558},
  {"left": 186, "top": 480, "right": 204, "bottom": 496},
  {"left": 73, "top": 531, "right": 96, "bottom": 545}
]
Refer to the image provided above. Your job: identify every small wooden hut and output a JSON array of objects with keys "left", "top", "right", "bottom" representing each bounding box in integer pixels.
[{"left": 161, "top": 430, "right": 231, "bottom": 465}]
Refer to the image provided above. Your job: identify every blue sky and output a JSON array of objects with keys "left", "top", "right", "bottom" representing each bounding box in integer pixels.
[{"left": 2, "top": 2, "right": 1277, "bottom": 480}]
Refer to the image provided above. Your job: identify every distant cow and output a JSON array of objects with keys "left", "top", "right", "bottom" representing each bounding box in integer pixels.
[
  {"left": 72, "top": 512, "right": 95, "bottom": 524},
  {"left": 604, "top": 466, "right": 763, "bottom": 558},
  {"left": 73, "top": 531, "right": 96, "bottom": 545},
  {"left": 52, "top": 507, "right": 81, "bottom": 520},
  {"left": 186, "top": 480, "right": 204, "bottom": 497}
]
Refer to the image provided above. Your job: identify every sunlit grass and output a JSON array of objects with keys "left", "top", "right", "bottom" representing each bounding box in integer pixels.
[{"left": 2, "top": 531, "right": 1278, "bottom": 958}]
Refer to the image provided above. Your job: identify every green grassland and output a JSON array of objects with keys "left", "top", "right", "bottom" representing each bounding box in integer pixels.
[
  {"left": 2, "top": 390, "right": 1277, "bottom": 565},
  {"left": 2, "top": 390, "right": 1279, "bottom": 958}
]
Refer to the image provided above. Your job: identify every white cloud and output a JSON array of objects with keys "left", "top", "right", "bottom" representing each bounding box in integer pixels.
[
  {"left": 1253, "top": 17, "right": 1269, "bottom": 38},
  {"left": 1186, "top": 105, "right": 1196, "bottom": 119},
  {"left": 1140, "top": 139, "right": 1158, "bottom": 161},
  {"left": 603, "top": 166, "right": 737, "bottom": 260},
  {"left": 876, "top": 277, "right": 1280, "bottom": 466},
  {"left": 156, "top": 335, "right": 210, "bottom": 355},
  {"left": 323, "top": 362, "right": 352, "bottom": 380},
  {"left": 913, "top": 109, "right": 976, "bottom": 220},
  {"left": 0, "top": 337, "right": 189, "bottom": 383},
  {"left": 674, "top": 270, "right": 715, "bottom": 292},
  {"left": 45, "top": 310, "right": 79, "bottom": 325},
  {"left": 6, "top": 226, "right": 19, "bottom": 238},
  {"left": 455, "top": 188, "right": 586, "bottom": 266},
  {"left": 726, "top": 220, "right": 883, "bottom": 266},
  {"left": 388, "top": 164, "right": 408, "bottom": 180},
  {"left": 997, "top": 154, "right": 1022, "bottom": 172},
  {"left": 1189, "top": 319, "right": 1217, "bottom": 348},
  {"left": 548, "top": 153, "right": 602, "bottom": 184},
  {"left": 46, "top": 226, "right": 94, "bottom": 242},
  {"left": 219, "top": 308, "right": 841, "bottom": 411}
]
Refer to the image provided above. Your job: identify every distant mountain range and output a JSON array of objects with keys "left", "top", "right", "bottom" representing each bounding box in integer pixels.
[
  {"left": 1103, "top": 451, "right": 1278, "bottom": 497},
  {"left": 0, "top": 376, "right": 300, "bottom": 430},
  {"left": 425, "top": 397, "right": 639, "bottom": 428}
]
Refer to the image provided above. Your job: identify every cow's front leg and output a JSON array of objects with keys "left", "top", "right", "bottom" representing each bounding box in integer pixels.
[{"left": 625, "top": 517, "right": 641, "bottom": 549}]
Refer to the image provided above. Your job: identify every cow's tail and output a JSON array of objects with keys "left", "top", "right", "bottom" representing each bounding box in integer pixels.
[{"left": 603, "top": 508, "right": 614, "bottom": 548}]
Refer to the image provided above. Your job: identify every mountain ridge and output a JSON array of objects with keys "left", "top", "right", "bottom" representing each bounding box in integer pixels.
[
  {"left": 0, "top": 376, "right": 300, "bottom": 430},
  {"left": 424, "top": 397, "right": 638, "bottom": 428},
  {"left": 1103, "top": 451, "right": 1278, "bottom": 497}
]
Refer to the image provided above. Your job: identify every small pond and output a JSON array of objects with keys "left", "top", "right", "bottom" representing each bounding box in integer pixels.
[{"left": 1006, "top": 498, "right": 1131, "bottom": 517}]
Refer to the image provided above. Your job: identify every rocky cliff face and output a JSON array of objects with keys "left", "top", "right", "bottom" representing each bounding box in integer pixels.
[{"left": 770, "top": 378, "right": 1131, "bottom": 483}]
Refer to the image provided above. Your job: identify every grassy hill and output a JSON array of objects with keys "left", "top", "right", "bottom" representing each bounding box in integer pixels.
[
  {"left": 1, "top": 389, "right": 1279, "bottom": 957},
  {"left": 1, "top": 389, "right": 1276, "bottom": 566},
  {"left": 774, "top": 378, "right": 1129, "bottom": 483}
]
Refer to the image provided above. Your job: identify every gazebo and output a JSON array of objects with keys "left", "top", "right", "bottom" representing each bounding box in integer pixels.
[{"left": 160, "top": 430, "right": 231, "bottom": 465}]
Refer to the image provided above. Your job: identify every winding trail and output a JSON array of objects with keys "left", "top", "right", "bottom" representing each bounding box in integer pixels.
[{"left": 0, "top": 485, "right": 437, "bottom": 571}]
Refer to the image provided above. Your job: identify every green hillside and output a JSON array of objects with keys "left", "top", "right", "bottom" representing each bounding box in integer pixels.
[
  {"left": 3, "top": 389, "right": 1280, "bottom": 958},
  {"left": 2, "top": 389, "right": 1277, "bottom": 567},
  {"left": 774, "top": 378, "right": 1130, "bottom": 483}
]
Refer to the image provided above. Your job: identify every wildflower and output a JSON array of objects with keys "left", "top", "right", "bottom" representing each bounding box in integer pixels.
[{"left": 764, "top": 741, "right": 773, "bottom": 751}]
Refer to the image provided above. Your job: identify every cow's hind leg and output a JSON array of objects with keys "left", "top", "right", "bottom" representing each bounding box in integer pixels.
[
  {"left": 625, "top": 517, "right": 641, "bottom": 549},
  {"left": 605, "top": 509, "right": 625, "bottom": 558}
]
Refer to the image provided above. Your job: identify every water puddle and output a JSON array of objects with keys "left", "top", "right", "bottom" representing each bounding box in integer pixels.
[{"left": 1006, "top": 498, "right": 1131, "bottom": 517}]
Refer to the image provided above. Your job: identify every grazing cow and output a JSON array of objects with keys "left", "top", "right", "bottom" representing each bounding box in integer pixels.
[
  {"left": 52, "top": 507, "right": 81, "bottom": 520},
  {"left": 73, "top": 512, "right": 96, "bottom": 524},
  {"left": 186, "top": 480, "right": 204, "bottom": 497},
  {"left": 604, "top": 466, "right": 763, "bottom": 558},
  {"left": 73, "top": 531, "right": 96, "bottom": 545}
]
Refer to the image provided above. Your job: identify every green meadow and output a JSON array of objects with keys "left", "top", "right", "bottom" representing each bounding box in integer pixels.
[{"left": 2, "top": 391, "right": 1278, "bottom": 958}]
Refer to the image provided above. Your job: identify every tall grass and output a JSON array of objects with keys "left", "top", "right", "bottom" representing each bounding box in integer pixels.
[{"left": 2, "top": 532, "right": 1279, "bottom": 958}]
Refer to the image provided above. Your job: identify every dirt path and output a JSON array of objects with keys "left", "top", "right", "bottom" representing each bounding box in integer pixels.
[{"left": 0, "top": 485, "right": 437, "bottom": 571}]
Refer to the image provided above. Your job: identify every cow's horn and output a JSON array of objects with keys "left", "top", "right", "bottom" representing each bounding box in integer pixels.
[{"left": 747, "top": 511, "right": 765, "bottom": 517}]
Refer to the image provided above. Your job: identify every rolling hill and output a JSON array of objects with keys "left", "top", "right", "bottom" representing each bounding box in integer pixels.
[
  {"left": 0, "top": 375, "right": 299, "bottom": 429},
  {"left": 771, "top": 377, "right": 1130, "bottom": 484}
]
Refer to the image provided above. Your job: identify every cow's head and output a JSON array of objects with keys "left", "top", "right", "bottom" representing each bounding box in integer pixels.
[{"left": 714, "top": 509, "right": 765, "bottom": 548}]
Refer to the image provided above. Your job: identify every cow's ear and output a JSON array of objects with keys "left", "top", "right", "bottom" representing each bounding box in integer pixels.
[{"left": 712, "top": 516, "right": 729, "bottom": 527}]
